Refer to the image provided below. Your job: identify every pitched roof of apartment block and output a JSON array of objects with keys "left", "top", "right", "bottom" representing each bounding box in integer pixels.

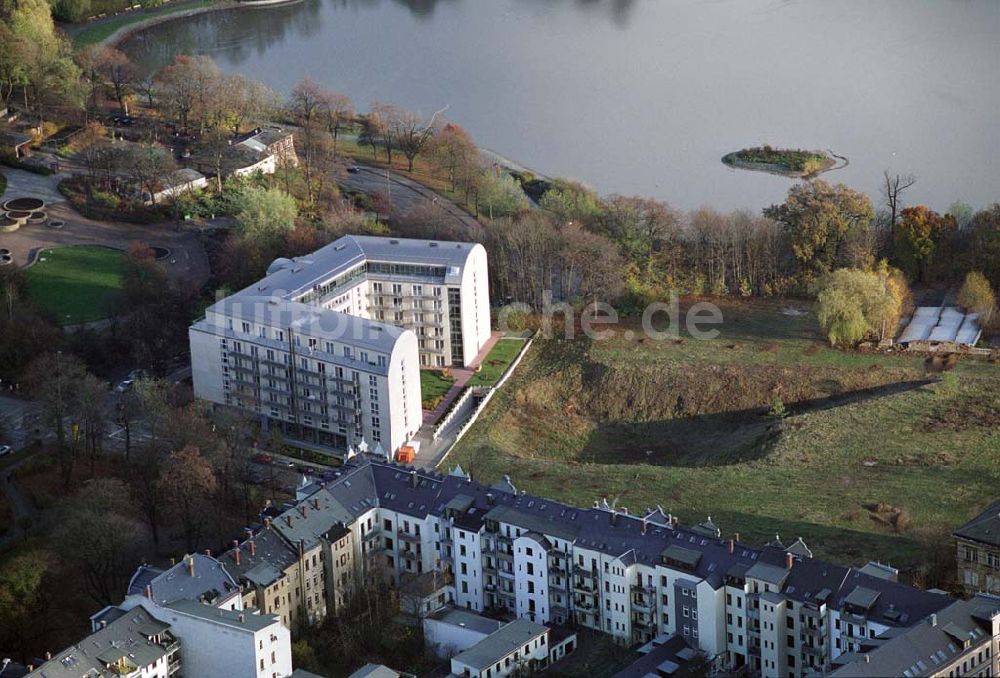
[
  {"left": 126, "top": 554, "right": 239, "bottom": 607},
  {"left": 451, "top": 618, "right": 548, "bottom": 670},
  {"left": 274, "top": 458, "right": 951, "bottom": 629},
  {"left": 953, "top": 499, "right": 1000, "bottom": 547},
  {"left": 223, "top": 527, "right": 300, "bottom": 588},
  {"left": 832, "top": 594, "right": 1000, "bottom": 677},
  {"left": 28, "top": 607, "right": 175, "bottom": 678}
]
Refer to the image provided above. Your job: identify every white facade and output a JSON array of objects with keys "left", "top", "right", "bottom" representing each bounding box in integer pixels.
[
  {"left": 242, "top": 460, "right": 953, "bottom": 678},
  {"left": 125, "top": 598, "right": 292, "bottom": 678},
  {"left": 190, "top": 236, "right": 490, "bottom": 457}
]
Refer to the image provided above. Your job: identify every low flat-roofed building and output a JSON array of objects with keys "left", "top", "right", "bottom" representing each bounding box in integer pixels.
[
  {"left": 450, "top": 618, "right": 550, "bottom": 677},
  {"left": 424, "top": 606, "right": 502, "bottom": 658}
]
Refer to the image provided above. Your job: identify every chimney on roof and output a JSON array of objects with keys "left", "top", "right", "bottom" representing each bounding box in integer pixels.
[
  {"left": 312, "top": 498, "right": 320, "bottom": 510},
  {"left": 264, "top": 516, "right": 272, "bottom": 529},
  {"left": 205, "top": 549, "right": 211, "bottom": 557},
  {"left": 188, "top": 556, "right": 195, "bottom": 577},
  {"left": 610, "top": 511, "right": 617, "bottom": 527},
  {"left": 170, "top": 557, "right": 176, "bottom": 566},
  {"left": 145, "top": 584, "right": 153, "bottom": 599},
  {"left": 299, "top": 505, "right": 307, "bottom": 518},
  {"left": 864, "top": 654, "right": 870, "bottom": 664},
  {"left": 239, "top": 613, "right": 245, "bottom": 623},
  {"left": 234, "top": 547, "right": 241, "bottom": 567},
  {"left": 930, "top": 613, "right": 938, "bottom": 627},
  {"left": 734, "top": 532, "right": 740, "bottom": 543},
  {"left": 298, "top": 540, "right": 305, "bottom": 559},
  {"left": 101, "top": 620, "right": 107, "bottom": 629},
  {"left": 728, "top": 539, "right": 735, "bottom": 555},
  {"left": 27, "top": 666, "right": 33, "bottom": 673},
  {"left": 487, "top": 493, "right": 495, "bottom": 505},
  {"left": 786, "top": 552, "right": 795, "bottom": 570},
  {"left": 410, "top": 470, "right": 418, "bottom": 488},
  {"left": 45, "top": 651, "right": 51, "bottom": 660},
  {"left": 285, "top": 516, "right": 292, "bottom": 527},
  {"left": 249, "top": 540, "right": 256, "bottom": 557},
  {"left": 641, "top": 517, "right": 648, "bottom": 535}
]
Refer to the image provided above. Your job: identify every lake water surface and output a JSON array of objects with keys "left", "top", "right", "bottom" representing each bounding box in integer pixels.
[{"left": 120, "top": 0, "right": 1000, "bottom": 211}]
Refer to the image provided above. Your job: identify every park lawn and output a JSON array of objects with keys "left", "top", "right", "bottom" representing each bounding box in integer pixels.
[
  {"left": 71, "top": 0, "right": 216, "bottom": 48},
  {"left": 26, "top": 246, "right": 125, "bottom": 325},
  {"left": 420, "top": 369, "right": 455, "bottom": 410},
  {"left": 444, "top": 299, "right": 1000, "bottom": 574},
  {"left": 468, "top": 339, "right": 524, "bottom": 387},
  {"left": 0, "top": 172, "right": 7, "bottom": 197}
]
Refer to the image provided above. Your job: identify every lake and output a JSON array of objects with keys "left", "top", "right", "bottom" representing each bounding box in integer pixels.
[{"left": 119, "top": 0, "right": 1000, "bottom": 212}]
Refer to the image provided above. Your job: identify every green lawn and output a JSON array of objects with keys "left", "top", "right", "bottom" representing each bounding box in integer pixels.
[
  {"left": 444, "top": 300, "right": 1000, "bottom": 576},
  {"left": 26, "top": 246, "right": 125, "bottom": 324},
  {"left": 0, "top": 172, "right": 7, "bottom": 197},
  {"left": 420, "top": 369, "right": 455, "bottom": 409},
  {"left": 71, "top": 0, "right": 216, "bottom": 48},
  {"left": 468, "top": 339, "right": 525, "bottom": 387}
]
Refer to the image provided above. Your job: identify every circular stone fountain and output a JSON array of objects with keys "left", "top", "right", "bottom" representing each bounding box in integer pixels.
[
  {"left": 2, "top": 197, "right": 45, "bottom": 212},
  {"left": 0, "top": 216, "right": 19, "bottom": 233},
  {"left": 26, "top": 211, "right": 47, "bottom": 225}
]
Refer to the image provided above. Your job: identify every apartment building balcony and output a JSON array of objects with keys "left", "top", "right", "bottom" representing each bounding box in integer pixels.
[
  {"left": 548, "top": 576, "right": 569, "bottom": 591},
  {"left": 748, "top": 608, "right": 760, "bottom": 621},
  {"left": 631, "top": 581, "right": 656, "bottom": 595},
  {"left": 801, "top": 643, "right": 826, "bottom": 658},
  {"left": 547, "top": 561, "right": 568, "bottom": 576},
  {"left": 397, "top": 529, "right": 421, "bottom": 543},
  {"left": 399, "top": 548, "right": 421, "bottom": 562},
  {"left": 574, "top": 596, "right": 594, "bottom": 610},
  {"left": 840, "top": 611, "right": 868, "bottom": 626},
  {"left": 574, "top": 577, "right": 596, "bottom": 593},
  {"left": 497, "top": 550, "right": 514, "bottom": 564},
  {"left": 497, "top": 568, "right": 515, "bottom": 580},
  {"left": 498, "top": 588, "right": 515, "bottom": 600},
  {"left": 362, "top": 529, "right": 380, "bottom": 542},
  {"left": 631, "top": 616, "right": 654, "bottom": 630},
  {"left": 630, "top": 596, "right": 653, "bottom": 612}
]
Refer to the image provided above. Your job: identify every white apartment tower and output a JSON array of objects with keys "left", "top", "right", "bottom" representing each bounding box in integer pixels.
[{"left": 190, "top": 236, "right": 491, "bottom": 457}]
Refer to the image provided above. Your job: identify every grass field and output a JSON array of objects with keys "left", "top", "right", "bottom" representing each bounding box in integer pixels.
[
  {"left": 420, "top": 369, "right": 455, "bottom": 409},
  {"left": 26, "top": 246, "right": 125, "bottom": 324},
  {"left": 468, "top": 338, "right": 525, "bottom": 387},
  {"left": 70, "top": 0, "right": 216, "bottom": 47},
  {"left": 444, "top": 300, "right": 1000, "bottom": 575},
  {"left": 0, "top": 172, "right": 7, "bottom": 197}
]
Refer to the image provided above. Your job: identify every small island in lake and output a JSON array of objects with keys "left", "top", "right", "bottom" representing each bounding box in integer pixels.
[{"left": 722, "top": 145, "right": 839, "bottom": 178}]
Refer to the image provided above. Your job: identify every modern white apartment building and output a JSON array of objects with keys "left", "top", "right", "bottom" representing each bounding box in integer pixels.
[
  {"left": 190, "top": 235, "right": 490, "bottom": 457},
  {"left": 242, "top": 458, "right": 956, "bottom": 678}
]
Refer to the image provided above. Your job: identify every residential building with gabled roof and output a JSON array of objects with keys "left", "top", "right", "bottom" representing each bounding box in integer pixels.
[
  {"left": 26, "top": 606, "right": 180, "bottom": 678},
  {"left": 244, "top": 457, "right": 952, "bottom": 677},
  {"left": 954, "top": 500, "right": 1000, "bottom": 595}
]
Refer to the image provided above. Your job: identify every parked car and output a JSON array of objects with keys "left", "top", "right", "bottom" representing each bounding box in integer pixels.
[
  {"left": 346, "top": 165, "right": 361, "bottom": 174},
  {"left": 0, "top": 445, "right": 12, "bottom": 456},
  {"left": 299, "top": 465, "right": 316, "bottom": 475},
  {"left": 251, "top": 453, "right": 273, "bottom": 465},
  {"left": 115, "top": 379, "right": 134, "bottom": 393}
]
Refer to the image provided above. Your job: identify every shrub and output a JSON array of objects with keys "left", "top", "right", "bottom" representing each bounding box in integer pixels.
[{"left": 91, "top": 190, "right": 120, "bottom": 209}]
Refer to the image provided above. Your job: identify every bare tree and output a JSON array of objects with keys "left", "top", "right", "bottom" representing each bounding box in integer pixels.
[
  {"left": 383, "top": 104, "right": 447, "bottom": 172},
  {"left": 882, "top": 170, "right": 916, "bottom": 235}
]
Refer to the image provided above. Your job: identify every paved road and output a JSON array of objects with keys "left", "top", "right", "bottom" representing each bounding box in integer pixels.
[{"left": 338, "top": 165, "right": 483, "bottom": 237}]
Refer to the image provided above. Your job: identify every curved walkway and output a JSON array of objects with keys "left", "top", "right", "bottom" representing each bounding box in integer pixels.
[{"left": 2, "top": 169, "right": 210, "bottom": 295}]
